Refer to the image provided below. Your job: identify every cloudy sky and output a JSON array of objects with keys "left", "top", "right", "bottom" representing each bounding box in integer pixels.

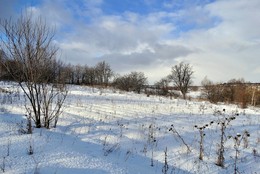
[{"left": 1, "top": 0, "right": 260, "bottom": 84}]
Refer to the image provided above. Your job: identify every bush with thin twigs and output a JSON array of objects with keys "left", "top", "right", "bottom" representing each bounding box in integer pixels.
[
  {"left": 228, "top": 131, "right": 250, "bottom": 174},
  {"left": 215, "top": 109, "right": 237, "bottom": 167},
  {"left": 148, "top": 124, "right": 157, "bottom": 167},
  {"left": 194, "top": 121, "right": 213, "bottom": 160}
]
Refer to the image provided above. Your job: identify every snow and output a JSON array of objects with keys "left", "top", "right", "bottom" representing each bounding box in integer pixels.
[{"left": 0, "top": 82, "right": 259, "bottom": 174}]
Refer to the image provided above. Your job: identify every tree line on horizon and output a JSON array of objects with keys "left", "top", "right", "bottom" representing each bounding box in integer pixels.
[
  {"left": 2, "top": 47, "right": 259, "bottom": 108},
  {"left": 0, "top": 51, "right": 193, "bottom": 97}
]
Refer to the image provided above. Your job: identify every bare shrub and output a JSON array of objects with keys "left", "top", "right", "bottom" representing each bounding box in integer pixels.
[
  {"left": 194, "top": 124, "right": 207, "bottom": 160},
  {"left": 201, "top": 77, "right": 224, "bottom": 103},
  {"left": 113, "top": 72, "right": 147, "bottom": 93},
  {"left": 154, "top": 77, "right": 170, "bottom": 96},
  {"left": 0, "top": 13, "right": 67, "bottom": 129},
  {"left": 201, "top": 77, "right": 255, "bottom": 108},
  {"left": 215, "top": 109, "right": 237, "bottom": 167},
  {"left": 228, "top": 131, "right": 250, "bottom": 174},
  {"left": 148, "top": 124, "right": 157, "bottom": 167}
]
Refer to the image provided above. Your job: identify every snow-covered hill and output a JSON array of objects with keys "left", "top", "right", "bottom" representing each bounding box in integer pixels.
[{"left": 0, "top": 82, "right": 259, "bottom": 174}]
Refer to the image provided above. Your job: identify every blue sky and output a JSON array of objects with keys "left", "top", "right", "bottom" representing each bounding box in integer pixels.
[{"left": 1, "top": 0, "right": 260, "bottom": 84}]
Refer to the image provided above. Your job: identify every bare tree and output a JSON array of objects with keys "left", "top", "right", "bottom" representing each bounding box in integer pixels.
[
  {"left": 128, "top": 72, "right": 147, "bottom": 93},
  {"left": 85, "top": 66, "right": 97, "bottom": 86},
  {"left": 95, "top": 61, "right": 113, "bottom": 86},
  {"left": 113, "top": 72, "right": 147, "bottom": 93},
  {"left": 74, "top": 64, "right": 84, "bottom": 85},
  {"left": 201, "top": 77, "right": 220, "bottom": 102},
  {"left": 154, "top": 77, "right": 170, "bottom": 96},
  {"left": 62, "top": 63, "right": 75, "bottom": 84},
  {"left": 168, "top": 62, "right": 193, "bottom": 99},
  {"left": 0, "top": 13, "right": 67, "bottom": 129}
]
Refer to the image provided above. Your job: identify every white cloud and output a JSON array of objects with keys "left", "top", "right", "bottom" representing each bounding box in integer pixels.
[
  {"left": 171, "top": 0, "right": 260, "bottom": 84},
  {"left": 25, "top": 0, "right": 73, "bottom": 30},
  {"left": 56, "top": 9, "right": 191, "bottom": 71}
]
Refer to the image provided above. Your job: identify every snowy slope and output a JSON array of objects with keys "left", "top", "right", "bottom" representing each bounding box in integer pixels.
[{"left": 0, "top": 82, "right": 259, "bottom": 174}]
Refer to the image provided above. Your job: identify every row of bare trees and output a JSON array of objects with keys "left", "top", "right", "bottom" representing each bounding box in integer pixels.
[
  {"left": 61, "top": 61, "right": 113, "bottom": 86},
  {"left": 0, "top": 56, "right": 116, "bottom": 87},
  {"left": 57, "top": 63, "right": 149, "bottom": 93}
]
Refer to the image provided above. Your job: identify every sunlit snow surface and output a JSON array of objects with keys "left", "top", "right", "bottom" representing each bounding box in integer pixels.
[{"left": 0, "top": 82, "right": 259, "bottom": 174}]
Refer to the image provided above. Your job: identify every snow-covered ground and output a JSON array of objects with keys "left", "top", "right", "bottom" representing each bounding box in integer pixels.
[{"left": 0, "top": 82, "right": 259, "bottom": 174}]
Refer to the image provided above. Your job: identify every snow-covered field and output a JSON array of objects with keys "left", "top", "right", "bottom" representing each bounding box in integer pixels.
[{"left": 0, "top": 82, "right": 259, "bottom": 174}]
